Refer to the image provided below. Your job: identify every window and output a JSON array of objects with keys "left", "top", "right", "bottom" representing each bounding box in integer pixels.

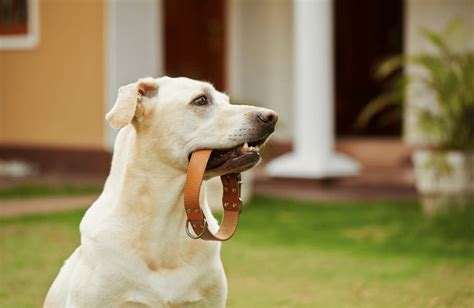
[{"left": 0, "top": 0, "right": 39, "bottom": 49}]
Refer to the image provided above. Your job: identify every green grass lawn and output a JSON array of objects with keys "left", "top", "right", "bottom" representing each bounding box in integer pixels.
[{"left": 1, "top": 196, "right": 473, "bottom": 307}]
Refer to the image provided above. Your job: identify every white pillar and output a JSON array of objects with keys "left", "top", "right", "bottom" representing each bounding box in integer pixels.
[
  {"left": 104, "top": 0, "right": 163, "bottom": 150},
  {"left": 266, "top": 0, "right": 360, "bottom": 178}
]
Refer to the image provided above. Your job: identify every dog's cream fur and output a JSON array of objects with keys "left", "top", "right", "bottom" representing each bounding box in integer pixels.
[{"left": 44, "top": 77, "right": 276, "bottom": 307}]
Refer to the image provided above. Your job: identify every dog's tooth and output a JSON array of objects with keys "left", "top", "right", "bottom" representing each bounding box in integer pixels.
[{"left": 243, "top": 142, "right": 249, "bottom": 151}]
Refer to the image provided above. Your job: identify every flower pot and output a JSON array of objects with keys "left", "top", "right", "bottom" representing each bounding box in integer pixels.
[
  {"left": 412, "top": 149, "right": 473, "bottom": 214},
  {"left": 412, "top": 149, "right": 474, "bottom": 195}
]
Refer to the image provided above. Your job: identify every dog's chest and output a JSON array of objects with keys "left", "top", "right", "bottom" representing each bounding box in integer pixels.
[
  {"left": 123, "top": 240, "right": 223, "bottom": 306},
  {"left": 123, "top": 259, "right": 221, "bottom": 307}
]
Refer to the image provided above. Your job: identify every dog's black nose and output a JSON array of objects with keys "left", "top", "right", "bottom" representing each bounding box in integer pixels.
[{"left": 256, "top": 110, "right": 278, "bottom": 128}]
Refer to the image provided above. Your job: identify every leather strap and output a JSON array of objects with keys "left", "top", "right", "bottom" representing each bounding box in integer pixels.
[{"left": 184, "top": 149, "right": 242, "bottom": 241}]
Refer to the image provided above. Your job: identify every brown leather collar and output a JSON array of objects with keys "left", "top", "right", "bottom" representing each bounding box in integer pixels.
[{"left": 184, "top": 149, "right": 242, "bottom": 241}]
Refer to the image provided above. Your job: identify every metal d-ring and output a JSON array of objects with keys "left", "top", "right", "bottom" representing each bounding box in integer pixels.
[{"left": 185, "top": 218, "right": 207, "bottom": 239}]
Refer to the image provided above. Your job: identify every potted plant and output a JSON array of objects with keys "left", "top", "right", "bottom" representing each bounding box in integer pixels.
[{"left": 357, "top": 20, "right": 473, "bottom": 206}]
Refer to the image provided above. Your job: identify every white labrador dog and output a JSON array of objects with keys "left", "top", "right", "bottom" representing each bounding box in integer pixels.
[{"left": 44, "top": 76, "right": 278, "bottom": 307}]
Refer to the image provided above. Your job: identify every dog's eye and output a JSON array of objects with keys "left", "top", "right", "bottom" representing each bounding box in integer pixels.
[{"left": 192, "top": 95, "right": 209, "bottom": 106}]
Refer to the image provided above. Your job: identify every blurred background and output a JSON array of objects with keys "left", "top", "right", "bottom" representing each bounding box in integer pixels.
[{"left": 0, "top": 0, "right": 473, "bottom": 307}]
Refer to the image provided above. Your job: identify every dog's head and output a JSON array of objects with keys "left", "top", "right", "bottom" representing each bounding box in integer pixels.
[{"left": 106, "top": 76, "right": 278, "bottom": 176}]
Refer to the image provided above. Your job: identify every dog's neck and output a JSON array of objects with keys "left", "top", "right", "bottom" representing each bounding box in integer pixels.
[
  {"left": 94, "top": 126, "right": 218, "bottom": 267},
  {"left": 112, "top": 125, "right": 189, "bottom": 227}
]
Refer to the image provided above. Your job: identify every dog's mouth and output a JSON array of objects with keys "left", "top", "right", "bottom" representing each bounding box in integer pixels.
[{"left": 191, "top": 137, "right": 268, "bottom": 176}]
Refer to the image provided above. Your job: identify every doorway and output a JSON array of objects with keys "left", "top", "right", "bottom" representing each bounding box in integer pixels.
[
  {"left": 335, "top": 0, "right": 404, "bottom": 136},
  {"left": 164, "top": 0, "right": 227, "bottom": 91}
]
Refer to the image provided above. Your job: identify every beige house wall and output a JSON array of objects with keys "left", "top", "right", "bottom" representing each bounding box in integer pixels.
[
  {"left": 0, "top": 0, "right": 105, "bottom": 148},
  {"left": 1, "top": 1, "right": 471, "bottom": 148}
]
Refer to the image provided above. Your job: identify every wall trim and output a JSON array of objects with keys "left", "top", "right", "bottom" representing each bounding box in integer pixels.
[
  {"left": 104, "top": 0, "right": 164, "bottom": 150},
  {"left": 0, "top": 144, "right": 112, "bottom": 176}
]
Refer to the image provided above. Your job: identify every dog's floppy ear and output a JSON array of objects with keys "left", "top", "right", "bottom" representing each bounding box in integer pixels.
[{"left": 106, "top": 77, "right": 159, "bottom": 129}]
